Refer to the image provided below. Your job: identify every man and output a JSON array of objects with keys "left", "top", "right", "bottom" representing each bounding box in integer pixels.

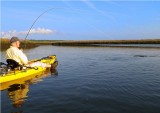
[
  {"left": 6, "top": 36, "right": 51, "bottom": 68},
  {"left": 6, "top": 37, "right": 28, "bottom": 65}
]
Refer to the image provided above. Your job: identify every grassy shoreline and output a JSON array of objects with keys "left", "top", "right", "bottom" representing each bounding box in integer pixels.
[
  {"left": 1, "top": 38, "right": 160, "bottom": 51},
  {"left": 52, "top": 39, "right": 160, "bottom": 45},
  {"left": 1, "top": 38, "right": 58, "bottom": 51}
]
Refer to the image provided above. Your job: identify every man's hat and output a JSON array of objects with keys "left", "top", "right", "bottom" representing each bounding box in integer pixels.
[{"left": 10, "top": 36, "right": 20, "bottom": 43}]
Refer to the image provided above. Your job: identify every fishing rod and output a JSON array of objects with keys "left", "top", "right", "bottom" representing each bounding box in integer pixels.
[
  {"left": 23, "top": 7, "right": 94, "bottom": 49},
  {"left": 23, "top": 8, "right": 58, "bottom": 49}
]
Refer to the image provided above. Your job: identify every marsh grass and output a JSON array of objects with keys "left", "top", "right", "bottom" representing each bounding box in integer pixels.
[
  {"left": 1, "top": 38, "right": 10, "bottom": 50},
  {"left": 0, "top": 38, "right": 59, "bottom": 51},
  {"left": 1, "top": 38, "right": 39, "bottom": 51},
  {"left": 1, "top": 38, "right": 160, "bottom": 51},
  {"left": 52, "top": 39, "right": 160, "bottom": 46}
]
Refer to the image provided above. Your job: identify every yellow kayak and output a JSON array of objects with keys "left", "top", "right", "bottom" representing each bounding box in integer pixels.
[{"left": 0, "top": 55, "right": 58, "bottom": 84}]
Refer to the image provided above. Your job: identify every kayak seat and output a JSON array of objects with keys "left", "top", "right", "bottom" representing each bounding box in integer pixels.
[{"left": 6, "top": 59, "right": 23, "bottom": 70}]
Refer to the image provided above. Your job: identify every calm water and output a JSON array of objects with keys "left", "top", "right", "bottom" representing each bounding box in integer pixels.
[{"left": 1, "top": 45, "right": 160, "bottom": 113}]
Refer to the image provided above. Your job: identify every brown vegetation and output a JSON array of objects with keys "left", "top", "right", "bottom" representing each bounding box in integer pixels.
[
  {"left": 1, "top": 38, "right": 160, "bottom": 51},
  {"left": 52, "top": 39, "right": 160, "bottom": 46},
  {"left": 1, "top": 38, "right": 39, "bottom": 51},
  {"left": 0, "top": 38, "right": 58, "bottom": 51}
]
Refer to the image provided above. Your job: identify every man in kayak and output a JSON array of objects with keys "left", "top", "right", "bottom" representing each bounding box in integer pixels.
[
  {"left": 5, "top": 36, "right": 51, "bottom": 68},
  {"left": 6, "top": 37, "right": 28, "bottom": 65}
]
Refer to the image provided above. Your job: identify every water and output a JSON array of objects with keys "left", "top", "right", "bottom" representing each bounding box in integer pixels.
[{"left": 1, "top": 45, "right": 160, "bottom": 113}]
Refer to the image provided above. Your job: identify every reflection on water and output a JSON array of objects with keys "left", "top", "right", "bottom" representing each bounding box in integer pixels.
[
  {"left": 133, "top": 55, "right": 160, "bottom": 57},
  {"left": 2, "top": 68, "right": 58, "bottom": 113},
  {"left": 7, "top": 83, "right": 29, "bottom": 108}
]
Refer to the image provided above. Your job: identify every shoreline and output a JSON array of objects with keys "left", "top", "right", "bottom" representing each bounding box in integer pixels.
[
  {"left": 1, "top": 38, "right": 160, "bottom": 51},
  {"left": 52, "top": 39, "right": 160, "bottom": 45}
]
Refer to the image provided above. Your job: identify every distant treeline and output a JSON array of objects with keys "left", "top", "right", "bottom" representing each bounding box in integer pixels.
[{"left": 52, "top": 39, "right": 160, "bottom": 46}]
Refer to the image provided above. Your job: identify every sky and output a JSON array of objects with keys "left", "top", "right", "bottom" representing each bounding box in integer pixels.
[{"left": 1, "top": 0, "right": 160, "bottom": 40}]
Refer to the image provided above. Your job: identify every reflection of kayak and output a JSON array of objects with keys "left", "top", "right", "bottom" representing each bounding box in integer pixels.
[
  {"left": 2, "top": 69, "right": 58, "bottom": 109},
  {"left": 0, "top": 55, "right": 58, "bottom": 85},
  {"left": 0, "top": 68, "right": 58, "bottom": 91}
]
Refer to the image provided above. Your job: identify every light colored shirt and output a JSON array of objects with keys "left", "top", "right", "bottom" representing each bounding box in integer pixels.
[{"left": 5, "top": 46, "right": 28, "bottom": 65}]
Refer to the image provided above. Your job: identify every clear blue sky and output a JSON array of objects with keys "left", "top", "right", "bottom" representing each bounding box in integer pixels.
[{"left": 1, "top": 1, "right": 160, "bottom": 40}]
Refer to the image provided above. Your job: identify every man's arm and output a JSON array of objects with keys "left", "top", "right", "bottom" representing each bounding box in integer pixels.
[{"left": 18, "top": 50, "right": 28, "bottom": 65}]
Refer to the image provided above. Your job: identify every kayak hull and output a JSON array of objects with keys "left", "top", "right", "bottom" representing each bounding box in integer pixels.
[{"left": 0, "top": 55, "right": 58, "bottom": 84}]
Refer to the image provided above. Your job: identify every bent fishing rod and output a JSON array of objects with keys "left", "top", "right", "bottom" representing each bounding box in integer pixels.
[
  {"left": 23, "top": 7, "right": 89, "bottom": 49},
  {"left": 23, "top": 8, "right": 58, "bottom": 49}
]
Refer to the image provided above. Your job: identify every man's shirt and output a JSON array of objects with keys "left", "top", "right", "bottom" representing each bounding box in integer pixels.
[{"left": 6, "top": 46, "right": 28, "bottom": 65}]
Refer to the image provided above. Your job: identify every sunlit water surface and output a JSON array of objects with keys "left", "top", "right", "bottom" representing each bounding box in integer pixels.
[{"left": 1, "top": 45, "right": 160, "bottom": 113}]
